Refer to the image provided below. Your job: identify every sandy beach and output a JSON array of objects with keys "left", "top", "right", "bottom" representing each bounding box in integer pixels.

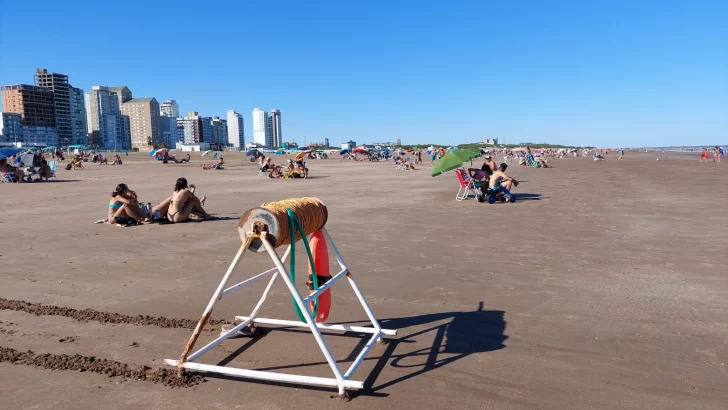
[{"left": 1, "top": 152, "right": 726, "bottom": 409}]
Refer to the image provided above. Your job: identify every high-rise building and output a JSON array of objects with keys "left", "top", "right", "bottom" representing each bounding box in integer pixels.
[
  {"left": 160, "top": 100, "right": 179, "bottom": 118},
  {"left": 0, "top": 113, "right": 22, "bottom": 143},
  {"left": 252, "top": 108, "right": 273, "bottom": 148},
  {"left": 1, "top": 84, "right": 58, "bottom": 145},
  {"left": 210, "top": 117, "right": 228, "bottom": 145},
  {"left": 179, "top": 112, "right": 203, "bottom": 143},
  {"left": 176, "top": 124, "right": 185, "bottom": 145},
  {"left": 86, "top": 86, "right": 131, "bottom": 150},
  {"left": 201, "top": 117, "right": 212, "bottom": 143},
  {"left": 121, "top": 97, "right": 161, "bottom": 148},
  {"left": 159, "top": 115, "right": 178, "bottom": 147},
  {"left": 70, "top": 86, "right": 87, "bottom": 145},
  {"left": 34, "top": 68, "right": 72, "bottom": 146},
  {"left": 270, "top": 109, "right": 282, "bottom": 148},
  {"left": 107, "top": 86, "right": 132, "bottom": 107},
  {"left": 226, "top": 110, "right": 245, "bottom": 150}
]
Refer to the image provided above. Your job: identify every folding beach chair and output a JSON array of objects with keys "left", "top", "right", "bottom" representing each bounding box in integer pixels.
[
  {"left": 1, "top": 173, "right": 17, "bottom": 183},
  {"left": 454, "top": 169, "right": 475, "bottom": 201},
  {"left": 47, "top": 160, "right": 57, "bottom": 180}
]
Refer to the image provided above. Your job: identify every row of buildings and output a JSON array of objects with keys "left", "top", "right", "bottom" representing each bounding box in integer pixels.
[{"left": 0, "top": 68, "right": 284, "bottom": 150}]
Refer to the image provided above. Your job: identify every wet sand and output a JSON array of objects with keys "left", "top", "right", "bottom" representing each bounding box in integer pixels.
[{"left": 1, "top": 152, "right": 726, "bottom": 409}]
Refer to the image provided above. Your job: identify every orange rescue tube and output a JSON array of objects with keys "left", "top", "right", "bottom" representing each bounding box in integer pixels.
[{"left": 308, "top": 230, "right": 332, "bottom": 323}]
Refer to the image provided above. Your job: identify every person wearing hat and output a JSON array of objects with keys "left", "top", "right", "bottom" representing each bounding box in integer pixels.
[{"left": 483, "top": 155, "right": 497, "bottom": 172}]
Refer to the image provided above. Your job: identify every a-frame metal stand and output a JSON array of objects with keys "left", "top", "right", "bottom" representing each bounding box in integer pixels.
[{"left": 164, "top": 227, "right": 397, "bottom": 398}]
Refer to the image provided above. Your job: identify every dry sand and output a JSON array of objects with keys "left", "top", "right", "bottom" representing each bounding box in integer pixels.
[{"left": 0, "top": 152, "right": 726, "bottom": 409}]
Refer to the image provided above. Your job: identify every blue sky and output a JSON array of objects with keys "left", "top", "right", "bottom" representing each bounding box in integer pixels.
[{"left": 1, "top": 0, "right": 726, "bottom": 147}]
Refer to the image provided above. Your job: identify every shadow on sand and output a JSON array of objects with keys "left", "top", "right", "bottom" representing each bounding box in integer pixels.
[
  {"left": 207, "top": 302, "right": 506, "bottom": 398},
  {"left": 364, "top": 301, "right": 507, "bottom": 393},
  {"left": 513, "top": 193, "right": 543, "bottom": 201}
]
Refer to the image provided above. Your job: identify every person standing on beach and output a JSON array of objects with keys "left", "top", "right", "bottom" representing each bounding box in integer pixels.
[
  {"left": 618, "top": 149, "right": 624, "bottom": 160},
  {"left": 700, "top": 148, "right": 709, "bottom": 163},
  {"left": 713, "top": 147, "right": 720, "bottom": 163}
]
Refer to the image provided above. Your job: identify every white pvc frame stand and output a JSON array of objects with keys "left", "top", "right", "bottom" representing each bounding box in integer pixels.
[{"left": 164, "top": 227, "right": 397, "bottom": 398}]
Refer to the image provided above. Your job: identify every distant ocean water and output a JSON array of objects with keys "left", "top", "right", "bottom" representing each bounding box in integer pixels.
[{"left": 648, "top": 146, "right": 727, "bottom": 153}]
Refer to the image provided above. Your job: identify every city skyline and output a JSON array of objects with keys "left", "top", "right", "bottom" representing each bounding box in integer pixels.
[{"left": 0, "top": 67, "right": 284, "bottom": 149}]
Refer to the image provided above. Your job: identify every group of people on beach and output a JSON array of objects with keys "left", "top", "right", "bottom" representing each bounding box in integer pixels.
[
  {"left": 1, "top": 153, "right": 54, "bottom": 183},
  {"left": 700, "top": 147, "right": 723, "bottom": 163},
  {"left": 106, "top": 178, "right": 213, "bottom": 225},
  {"left": 467, "top": 155, "right": 519, "bottom": 198},
  {"left": 257, "top": 155, "right": 308, "bottom": 178}
]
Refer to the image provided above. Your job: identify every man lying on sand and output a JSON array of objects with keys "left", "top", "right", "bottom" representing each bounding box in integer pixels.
[{"left": 202, "top": 157, "right": 224, "bottom": 170}]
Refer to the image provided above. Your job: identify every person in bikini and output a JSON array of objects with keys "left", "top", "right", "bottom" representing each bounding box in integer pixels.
[
  {"left": 108, "top": 183, "right": 148, "bottom": 224},
  {"left": 153, "top": 178, "right": 212, "bottom": 223},
  {"left": 483, "top": 155, "right": 498, "bottom": 172}
]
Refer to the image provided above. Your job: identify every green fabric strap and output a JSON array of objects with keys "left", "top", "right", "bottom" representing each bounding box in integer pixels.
[{"left": 287, "top": 208, "right": 319, "bottom": 321}]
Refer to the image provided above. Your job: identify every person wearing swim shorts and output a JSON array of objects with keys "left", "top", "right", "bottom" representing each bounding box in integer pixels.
[{"left": 489, "top": 163, "right": 519, "bottom": 198}]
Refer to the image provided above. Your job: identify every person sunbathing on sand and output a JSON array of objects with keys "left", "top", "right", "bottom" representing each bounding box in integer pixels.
[
  {"left": 108, "top": 183, "right": 148, "bottom": 224},
  {"left": 202, "top": 157, "right": 224, "bottom": 170},
  {"left": 153, "top": 178, "right": 211, "bottom": 223}
]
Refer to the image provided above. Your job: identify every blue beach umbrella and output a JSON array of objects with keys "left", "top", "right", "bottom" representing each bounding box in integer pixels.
[{"left": 0, "top": 147, "right": 22, "bottom": 160}]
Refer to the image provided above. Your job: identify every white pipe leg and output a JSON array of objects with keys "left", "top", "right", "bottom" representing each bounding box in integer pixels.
[{"left": 261, "top": 237, "right": 347, "bottom": 393}]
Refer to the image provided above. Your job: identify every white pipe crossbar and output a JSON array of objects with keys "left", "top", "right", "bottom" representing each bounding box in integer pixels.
[
  {"left": 187, "top": 317, "right": 253, "bottom": 361},
  {"left": 344, "top": 332, "right": 380, "bottom": 379},
  {"left": 234, "top": 316, "right": 397, "bottom": 336},
  {"left": 165, "top": 227, "right": 396, "bottom": 397},
  {"left": 303, "top": 267, "right": 348, "bottom": 303},
  {"left": 222, "top": 246, "right": 291, "bottom": 297},
  {"left": 164, "top": 360, "right": 365, "bottom": 390}
]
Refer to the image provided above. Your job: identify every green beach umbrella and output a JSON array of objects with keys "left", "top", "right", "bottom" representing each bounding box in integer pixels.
[
  {"left": 454, "top": 148, "right": 480, "bottom": 162},
  {"left": 432, "top": 152, "right": 468, "bottom": 177}
]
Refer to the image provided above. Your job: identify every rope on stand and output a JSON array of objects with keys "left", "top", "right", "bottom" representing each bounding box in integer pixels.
[{"left": 238, "top": 197, "right": 328, "bottom": 252}]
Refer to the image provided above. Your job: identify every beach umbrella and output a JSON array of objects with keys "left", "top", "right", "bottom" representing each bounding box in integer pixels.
[
  {"left": 151, "top": 148, "right": 169, "bottom": 158},
  {"left": 295, "top": 151, "right": 307, "bottom": 160},
  {"left": 413, "top": 146, "right": 419, "bottom": 151},
  {"left": 275, "top": 150, "right": 284, "bottom": 155},
  {"left": 201, "top": 150, "right": 211, "bottom": 157},
  {"left": 432, "top": 152, "right": 470, "bottom": 177},
  {"left": 447, "top": 146, "right": 460, "bottom": 152},
  {"left": 0, "top": 147, "right": 22, "bottom": 160},
  {"left": 340, "top": 148, "right": 350, "bottom": 155},
  {"left": 353, "top": 147, "right": 368, "bottom": 154},
  {"left": 246, "top": 148, "right": 262, "bottom": 157},
  {"left": 453, "top": 148, "right": 481, "bottom": 162}
]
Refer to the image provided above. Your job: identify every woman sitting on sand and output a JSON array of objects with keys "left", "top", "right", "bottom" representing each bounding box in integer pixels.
[
  {"left": 262, "top": 157, "right": 283, "bottom": 178},
  {"left": 108, "top": 183, "right": 148, "bottom": 224},
  {"left": 152, "top": 178, "right": 212, "bottom": 223},
  {"left": 113, "top": 154, "right": 123, "bottom": 165},
  {"left": 37, "top": 159, "right": 52, "bottom": 180}
]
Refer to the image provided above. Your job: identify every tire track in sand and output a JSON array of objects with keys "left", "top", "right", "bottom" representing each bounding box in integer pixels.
[
  {"left": 0, "top": 346, "right": 204, "bottom": 387},
  {"left": 0, "top": 297, "right": 226, "bottom": 330}
]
